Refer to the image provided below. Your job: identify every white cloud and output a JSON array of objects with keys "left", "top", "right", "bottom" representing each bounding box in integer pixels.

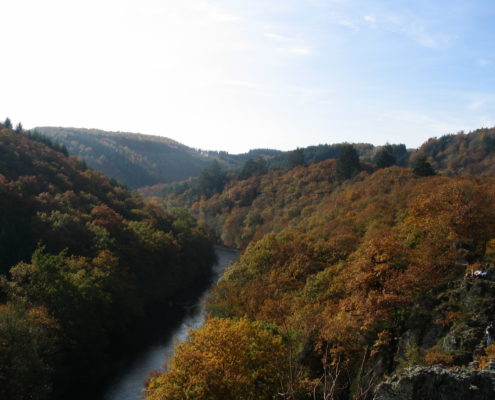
[
  {"left": 467, "top": 100, "right": 485, "bottom": 111},
  {"left": 363, "top": 15, "right": 377, "bottom": 27},
  {"left": 264, "top": 32, "right": 296, "bottom": 42},
  {"left": 337, "top": 18, "right": 359, "bottom": 30},
  {"left": 478, "top": 59, "right": 492, "bottom": 67},
  {"left": 288, "top": 47, "right": 313, "bottom": 55},
  {"left": 263, "top": 31, "right": 312, "bottom": 56},
  {"left": 389, "top": 14, "right": 450, "bottom": 49},
  {"left": 189, "top": 1, "right": 239, "bottom": 22}
]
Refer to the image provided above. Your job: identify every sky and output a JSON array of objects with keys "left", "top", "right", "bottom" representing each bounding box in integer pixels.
[{"left": 1, "top": 0, "right": 495, "bottom": 153}]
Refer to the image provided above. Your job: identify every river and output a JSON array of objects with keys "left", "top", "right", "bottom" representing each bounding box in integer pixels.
[{"left": 101, "top": 248, "right": 238, "bottom": 400}]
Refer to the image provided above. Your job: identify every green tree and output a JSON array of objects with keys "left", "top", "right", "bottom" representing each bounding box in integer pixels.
[
  {"left": 288, "top": 148, "right": 305, "bottom": 169},
  {"left": 336, "top": 144, "right": 361, "bottom": 180},
  {"left": 197, "top": 160, "right": 227, "bottom": 197},
  {"left": 239, "top": 158, "right": 267, "bottom": 180},
  {"left": 413, "top": 155, "right": 435, "bottom": 177},
  {"left": 0, "top": 303, "right": 59, "bottom": 400},
  {"left": 375, "top": 144, "right": 397, "bottom": 168},
  {"left": 3, "top": 118, "right": 12, "bottom": 129}
]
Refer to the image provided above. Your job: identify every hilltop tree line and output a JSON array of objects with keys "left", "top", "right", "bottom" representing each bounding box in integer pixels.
[{"left": 157, "top": 144, "right": 434, "bottom": 247}]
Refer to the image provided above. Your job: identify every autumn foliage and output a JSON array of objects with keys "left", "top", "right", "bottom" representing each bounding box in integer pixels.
[
  {"left": 152, "top": 153, "right": 495, "bottom": 399},
  {"left": 145, "top": 318, "right": 288, "bottom": 400},
  {"left": 0, "top": 125, "right": 216, "bottom": 399}
]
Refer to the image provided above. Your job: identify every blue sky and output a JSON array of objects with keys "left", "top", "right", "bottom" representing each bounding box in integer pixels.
[{"left": 1, "top": 0, "right": 494, "bottom": 153}]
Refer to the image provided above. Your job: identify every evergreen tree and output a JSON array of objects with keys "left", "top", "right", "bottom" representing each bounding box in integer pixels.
[
  {"left": 3, "top": 118, "right": 12, "bottom": 129},
  {"left": 336, "top": 144, "right": 361, "bottom": 180},
  {"left": 288, "top": 148, "right": 305, "bottom": 169},
  {"left": 391, "top": 143, "right": 409, "bottom": 166},
  {"left": 15, "top": 122, "right": 23, "bottom": 133},
  {"left": 197, "top": 160, "right": 227, "bottom": 196},
  {"left": 375, "top": 144, "right": 397, "bottom": 169},
  {"left": 413, "top": 155, "right": 435, "bottom": 177},
  {"left": 238, "top": 158, "right": 267, "bottom": 180},
  {"left": 239, "top": 159, "right": 258, "bottom": 180}
]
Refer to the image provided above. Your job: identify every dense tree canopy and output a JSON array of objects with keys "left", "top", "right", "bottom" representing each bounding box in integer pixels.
[
  {"left": 6, "top": 118, "right": 495, "bottom": 399},
  {"left": 0, "top": 125, "right": 216, "bottom": 399},
  {"left": 150, "top": 142, "right": 495, "bottom": 399},
  {"left": 145, "top": 318, "right": 289, "bottom": 400}
]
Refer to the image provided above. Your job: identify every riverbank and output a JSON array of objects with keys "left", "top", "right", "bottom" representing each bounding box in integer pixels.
[{"left": 97, "top": 248, "right": 239, "bottom": 400}]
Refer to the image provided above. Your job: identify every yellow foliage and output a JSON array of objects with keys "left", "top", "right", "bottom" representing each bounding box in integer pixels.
[{"left": 144, "top": 318, "right": 288, "bottom": 400}]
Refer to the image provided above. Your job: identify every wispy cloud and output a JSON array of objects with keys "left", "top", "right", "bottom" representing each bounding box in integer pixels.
[
  {"left": 478, "top": 58, "right": 492, "bottom": 67},
  {"left": 288, "top": 47, "right": 312, "bottom": 55},
  {"left": 263, "top": 30, "right": 312, "bottom": 56},
  {"left": 363, "top": 15, "right": 377, "bottom": 28},
  {"left": 379, "top": 11, "right": 451, "bottom": 49},
  {"left": 467, "top": 100, "right": 485, "bottom": 111},
  {"left": 264, "top": 32, "right": 296, "bottom": 42},
  {"left": 337, "top": 18, "right": 359, "bottom": 30},
  {"left": 218, "top": 79, "right": 331, "bottom": 106},
  {"left": 465, "top": 93, "right": 495, "bottom": 111},
  {"left": 189, "top": 1, "right": 239, "bottom": 23}
]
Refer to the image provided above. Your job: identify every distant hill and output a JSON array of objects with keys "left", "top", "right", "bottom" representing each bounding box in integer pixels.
[
  {"left": 36, "top": 127, "right": 284, "bottom": 189},
  {"left": 35, "top": 127, "right": 224, "bottom": 188},
  {"left": 413, "top": 127, "right": 495, "bottom": 176},
  {"left": 42, "top": 125, "right": 495, "bottom": 193}
]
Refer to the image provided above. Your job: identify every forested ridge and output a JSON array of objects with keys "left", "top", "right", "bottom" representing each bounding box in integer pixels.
[
  {"left": 414, "top": 127, "right": 495, "bottom": 176},
  {"left": 144, "top": 131, "right": 495, "bottom": 399},
  {"left": 36, "top": 125, "right": 495, "bottom": 195},
  {"left": 36, "top": 127, "right": 283, "bottom": 189},
  {"left": 0, "top": 122, "right": 216, "bottom": 400}
]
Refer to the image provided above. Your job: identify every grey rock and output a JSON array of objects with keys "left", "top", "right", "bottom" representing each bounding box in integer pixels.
[{"left": 374, "top": 365, "right": 495, "bottom": 400}]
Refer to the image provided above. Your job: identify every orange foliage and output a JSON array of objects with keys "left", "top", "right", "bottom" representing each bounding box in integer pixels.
[
  {"left": 424, "top": 345, "right": 454, "bottom": 366},
  {"left": 144, "top": 318, "right": 288, "bottom": 400},
  {"left": 205, "top": 166, "right": 495, "bottom": 385}
]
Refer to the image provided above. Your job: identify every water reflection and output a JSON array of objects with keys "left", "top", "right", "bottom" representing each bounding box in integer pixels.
[{"left": 102, "top": 248, "right": 238, "bottom": 400}]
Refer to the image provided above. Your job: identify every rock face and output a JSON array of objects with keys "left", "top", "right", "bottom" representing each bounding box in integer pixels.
[{"left": 374, "top": 364, "right": 495, "bottom": 400}]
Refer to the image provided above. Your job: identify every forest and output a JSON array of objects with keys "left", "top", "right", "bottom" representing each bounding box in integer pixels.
[
  {"left": 3, "top": 118, "right": 495, "bottom": 399},
  {"left": 0, "top": 121, "right": 216, "bottom": 400},
  {"left": 143, "top": 132, "right": 495, "bottom": 399},
  {"left": 36, "top": 127, "right": 282, "bottom": 189}
]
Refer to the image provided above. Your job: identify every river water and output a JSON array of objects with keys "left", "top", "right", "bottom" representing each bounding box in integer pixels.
[{"left": 101, "top": 248, "right": 238, "bottom": 400}]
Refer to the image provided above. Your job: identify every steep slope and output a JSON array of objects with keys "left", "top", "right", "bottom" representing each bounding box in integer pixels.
[
  {"left": 35, "top": 127, "right": 219, "bottom": 188},
  {"left": 146, "top": 158, "right": 495, "bottom": 399},
  {"left": 0, "top": 124, "right": 216, "bottom": 400},
  {"left": 36, "top": 127, "right": 285, "bottom": 189}
]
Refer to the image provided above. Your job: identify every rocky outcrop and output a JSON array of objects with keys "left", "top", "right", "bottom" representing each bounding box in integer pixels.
[{"left": 374, "top": 363, "right": 495, "bottom": 400}]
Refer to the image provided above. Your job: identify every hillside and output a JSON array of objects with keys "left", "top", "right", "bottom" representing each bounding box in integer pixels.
[
  {"left": 34, "top": 127, "right": 220, "bottom": 188},
  {"left": 36, "top": 127, "right": 284, "bottom": 189},
  {"left": 414, "top": 127, "right": 495, "bottom": 176},
  {"left": 145, "top": 140, "right": 495, "bottom": 399},
  {"left": 36, "top": 126, "right": 413, "bottom": 193},
  {"left": 0, "top": 123, "right": 216, "bottom": 400}
]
